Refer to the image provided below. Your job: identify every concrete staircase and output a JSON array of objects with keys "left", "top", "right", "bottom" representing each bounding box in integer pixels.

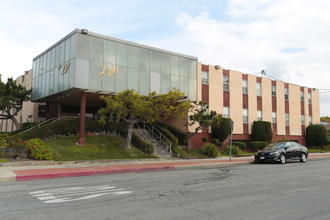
[{"left": 133, "top": 123, "right": 173, "bottom": 158}]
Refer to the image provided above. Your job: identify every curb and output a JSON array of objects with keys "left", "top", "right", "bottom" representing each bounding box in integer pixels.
[
  {"left": 2, "top": 155, "right": 330, "bottom": 182},
  {"left": 15, "top": 166, "right": 175, "bottom": 181}
]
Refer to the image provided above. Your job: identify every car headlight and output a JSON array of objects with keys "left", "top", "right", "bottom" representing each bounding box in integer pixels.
[{"left": 269, "top": 152, "right": 278, "bottom": 155}]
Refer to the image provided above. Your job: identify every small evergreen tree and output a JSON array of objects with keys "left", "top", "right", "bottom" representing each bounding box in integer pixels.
[
  {"left": 0, "top": 76, "right": 31, "bottom": 129},
  {"left": 211, "top": 117, "right": 232, "bottom": 142},
  {"left": 306, "top": 124, "right": 328, "bottom": 147},
  {"left": 251, "top": 121, "right": 273, "bottom": 143}
]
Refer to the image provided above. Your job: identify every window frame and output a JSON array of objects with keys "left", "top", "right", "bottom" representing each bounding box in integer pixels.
[
  {"left": 284, "top": 88, "right": 289, "bottom": 101},
  {"left": 202, "top": 71, "right": 208, "bottom": 85},
  {"left": 285, "top": 113, "right": 289, "bottom": 126},
  {"left": 243, "top": 109, "right": 248, "bottom": 123},
  {"left": 242, "top": 79, "right": 248, "bottom": 94},
  {"left": 272, "top": 85, "right": 276, "bottom": 96},
  {"left": 256, "top": 82, "right": 262, "bottom": 96},
  {"left": 301, "top": 115, "right": 305, "bottom": 126},
  {"left": 223, "top": 75, "right": 229, "bottom": 91},
  {"left": 272, "top": 112, "right": 277, "bottom": 123},
  {"left": 223, "top": 106, "right": 230, "bottom": 118},
  {"left": 257, "top": 110, "right": 262, "bottom": 121}
]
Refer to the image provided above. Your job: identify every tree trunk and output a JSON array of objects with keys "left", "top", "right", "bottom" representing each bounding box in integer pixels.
[
  {"left": 123, "top": 122, "right": 134, "bottom": 149},
  {"left": 11, "top": 116, "right": 20, "bottom": 130}
]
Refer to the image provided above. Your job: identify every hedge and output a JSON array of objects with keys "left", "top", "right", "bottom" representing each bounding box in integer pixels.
[
  {"left": 249, "top": 141, "right": 269, "bottom": 150},
  {"left": 156, "top": 123, "right": 189, "bottom": 145},
  {"left": 131, "top": 133, "right": 154, "bottom": 154},
  {"left": 232, "top": 141, "right": 247, "bottom": 150},
  {"left": 306, "top": 124, "right": 328, "bottom": 147},
  {"left": 251, "top": 121, "right": 273, "bottom": 143},
  {"left": 18, "top": 119, "right": 110, "bottom": 140}
]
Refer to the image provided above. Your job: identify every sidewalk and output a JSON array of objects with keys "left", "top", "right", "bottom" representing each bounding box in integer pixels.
[{"left": 1, "top": 153, "right": 330, "bottom": 182}]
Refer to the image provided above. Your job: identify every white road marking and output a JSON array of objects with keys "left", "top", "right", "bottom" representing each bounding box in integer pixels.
[{"left": 29, "top": 185, "right": 132, "bottom": 203}]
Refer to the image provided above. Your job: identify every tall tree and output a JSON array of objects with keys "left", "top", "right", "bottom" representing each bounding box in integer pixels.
[
  {"left": 320, "top": 116, "right": 330, "bottom": 123},
  {"left": 98, "top": 89, "right": 191, "bottom": 149},
  {"left": 187, "top": 101, "right": 223, "bottom": 148},
  {"left": 0, "top": 76, "right": 32, "bottom": 129}
]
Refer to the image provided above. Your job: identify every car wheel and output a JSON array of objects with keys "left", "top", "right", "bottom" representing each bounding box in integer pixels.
[
  {"left": 279, "top": 154, "right": 286, "bottom": 164},
  {"left": 300, "top": 153, "right": 307, "bottom": 162}
]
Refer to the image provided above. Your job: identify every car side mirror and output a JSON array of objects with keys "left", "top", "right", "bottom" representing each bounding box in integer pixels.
[{"left": 284, "top": 147, "right": 288, "bottom": 150}]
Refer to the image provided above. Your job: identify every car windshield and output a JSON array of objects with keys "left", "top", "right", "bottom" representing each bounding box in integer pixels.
[{"left": 264, "top": 143, "right": 286, "bottom": 150}]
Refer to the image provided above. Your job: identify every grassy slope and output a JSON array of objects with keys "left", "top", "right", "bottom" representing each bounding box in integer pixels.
[{"left": 47, "top": 135, "right": 156, "bottom": 161}]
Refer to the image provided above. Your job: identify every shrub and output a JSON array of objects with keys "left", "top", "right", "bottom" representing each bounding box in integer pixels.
[
  {"left": 156, "top": 123, "right": 189, "bottom": 145},
  {"left": 223, "top": 145, "right": 241, "bottom": 156},
  {"left": 202, "top": 137, "right": 209, "bottom": 143},
  {"left": 5, "top": 136, "right": 26, "bottom": 148},
  {"left": 211, "top": 139, "right": 222, "bottom": 147},
  {"left": 25, "top": 138, "right": 53, "bottom": 160},
  {"left": 306, "top": 124, "right": 328, "bottom": 147},
  {"left": 131, "top": 133, "right": 154, "bottom": 154},
  {"left": 0, "top": 135, "right": 8, "bottom": 148},
  {"left": 211, "top": 118, "right": 232, "bottom": 142},
  {"left": 232, "top": 141, "right": 246, "bottom": 150},
  {"left": 249, "top": 141, "right": 268, "bottom": 150},
  {"left": 251, "top": 121, "right": 273, "bottom": 143},
  {"left": 200, "top": 143, "right": 219, "bottom": 158}
]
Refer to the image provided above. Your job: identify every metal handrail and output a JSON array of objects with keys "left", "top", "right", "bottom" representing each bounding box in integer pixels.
[
  {"left": 134, "top": 122, "right": 172, "bottom": 155},
  {"left": 133, "top": 128, "right": 157, "bottom": 155},
  {"left": 20, "top": 116, "right": 79, "bottom": 134}
]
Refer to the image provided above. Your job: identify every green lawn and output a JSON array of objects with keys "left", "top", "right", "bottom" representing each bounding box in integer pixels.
[{"left": 47, "top": 135, "right": 157, "bottom": 161}]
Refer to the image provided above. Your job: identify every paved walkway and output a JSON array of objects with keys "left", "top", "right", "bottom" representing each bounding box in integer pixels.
[{"left": 1, "top": 153, "right": 330, "bottom": 182}]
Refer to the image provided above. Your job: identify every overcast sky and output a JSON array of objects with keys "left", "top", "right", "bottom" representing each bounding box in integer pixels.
[{"left": 0, "top": 0, "right": 329, "bottom": 116}]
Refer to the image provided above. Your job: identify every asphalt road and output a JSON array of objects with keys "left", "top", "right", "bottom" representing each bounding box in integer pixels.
[{"left": 1, "top": 159, "right": 330, "bottom": 220}]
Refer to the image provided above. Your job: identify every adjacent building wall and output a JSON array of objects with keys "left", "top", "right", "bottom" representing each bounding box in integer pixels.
[
  {"left": 0, "top": 70, "right": 46, "bottom": 132},
  {"left": 248, "top": 74, "right": 257, "bottom": 134},
  {"left": 289, "top": 84, "right": 301, "bottom": 136},
  {"left": 229, "top": 70, "right": 243, "bottom": 134}
]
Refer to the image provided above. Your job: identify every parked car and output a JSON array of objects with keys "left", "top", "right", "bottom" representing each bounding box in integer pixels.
[{"left": 254, "top": 142, "right": 308, "bottom": 164}]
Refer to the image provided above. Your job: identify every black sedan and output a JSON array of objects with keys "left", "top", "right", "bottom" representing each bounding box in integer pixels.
[{"left": 254, "top": 142, "right": 308, "bottom": 164}]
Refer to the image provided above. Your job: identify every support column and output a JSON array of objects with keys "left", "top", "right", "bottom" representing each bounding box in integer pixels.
[
  {"left": 45, "top": 102, "right": 50, "bottom": 120},
  {"left": 78, "top": 91, "right": 86, "bottom": 146}
]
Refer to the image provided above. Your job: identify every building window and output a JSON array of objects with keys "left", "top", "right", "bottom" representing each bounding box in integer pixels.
[
  {"left": 300, "top": 91, "right": 304, "bottom": 101},
  {"left": 272, "top": 85, "right": 276, "bottom": 96},
  {"left": 223, "top": 106, "right": 230, "bottom": 118},
  {"left": 272, "top": 112, "right": 277, "bottom": 123},
  {"left": 308, "top": 93, "right": 312, "bottom": 104},
  {"left": 309, "top": 116, "right": 312, "bottom": 125},
  {"left": 285, "top": 113, "right": 289, "bottom": 126},
  {"left": 202, "top": 71, "right": 208, "bottom": 85},
  {"left": 243, "top": 109, "right": 248, "bottom": 123},
  {"left": 242, "top": 79, "right": 248, "bottom": 94},
  {"left": 38, "top": 105, "right": 46, "bottom": 118},
  {"left": 223, "top": 75, "right": 229, "bottom": 91},
  {"left": 257, "top": 110, "right": 262, "bottom": 121},
  {"left": 301, "top": 115, "right": 305, "bottom": 126},
  {"left": 256, "top": 82, "right": 262, "bottom": 96},
  {"left": 284, "top": 88, "right": 289, "bottom": 101}
]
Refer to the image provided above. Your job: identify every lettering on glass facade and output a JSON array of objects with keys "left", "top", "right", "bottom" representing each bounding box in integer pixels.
[
  {"left": 99, "top": 65, "right": 119, "bottom": 76},
  {"left": 58, "top": 63, "right": 70, "bottom": 75}
]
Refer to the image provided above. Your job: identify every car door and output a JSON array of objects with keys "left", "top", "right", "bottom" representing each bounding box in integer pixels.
[
  {"left": 284, "top": 143, "right": 296, "bottom": 159},
  {"left": 291, "top": 142, "right": 303, "bottom": 157}
]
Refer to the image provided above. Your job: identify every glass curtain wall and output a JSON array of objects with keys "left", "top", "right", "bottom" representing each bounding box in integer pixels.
[
  {"left": 32, "top": 33, "right": 76, "bottom": 100},
  {"left": 32, "top": 31, "right": 198, "bottom": 101}
]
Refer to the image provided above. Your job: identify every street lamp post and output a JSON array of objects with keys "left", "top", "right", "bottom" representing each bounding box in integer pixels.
[{"left": 229, "top": 121, "right": 234, "bottom": 162}]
